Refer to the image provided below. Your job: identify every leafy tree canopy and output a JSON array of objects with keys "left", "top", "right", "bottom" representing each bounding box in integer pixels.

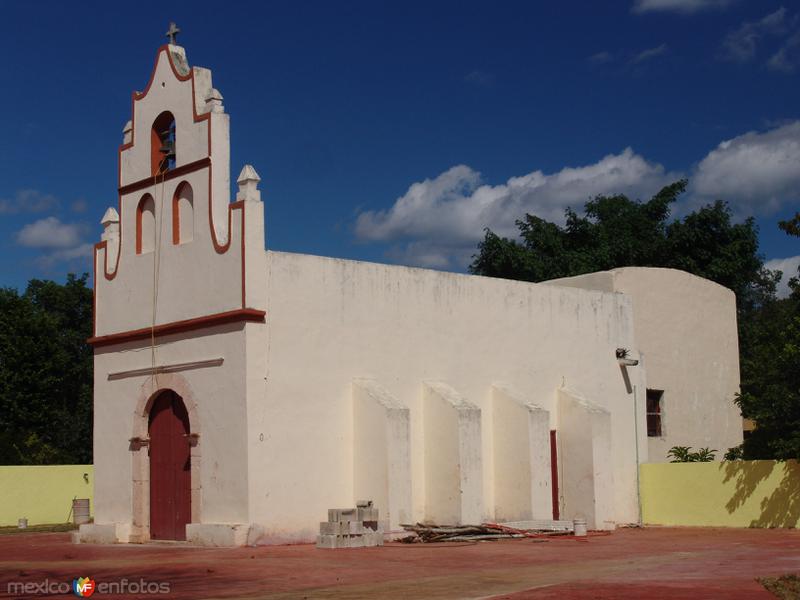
[
  {"left": 0, "top": 274, "right": 93, "bottom": 465},
  {"left": 469, "top": 180, "right": 777, "bottom": 313},
  {"left": 736, "top": 217, "right": 800, "bottom": 460}
]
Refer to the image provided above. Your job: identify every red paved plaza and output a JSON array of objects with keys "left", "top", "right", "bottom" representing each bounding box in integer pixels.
[{"left": 1, "top": 527, "right": 798, "bottom": 599}]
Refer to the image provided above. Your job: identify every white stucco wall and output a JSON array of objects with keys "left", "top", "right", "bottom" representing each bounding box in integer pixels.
[
  {"left": 557, "top": 387, "right": 614, "bottom": 529},
  {"left": 491, "top": 384, "right": 552, "bottom": 522},
  {"left": 550, "top": 267, "right": 742, "bottom": 462},
  {"left": 92, "top": 323, "right": 252, "bottom": 541},
  {"left": 352, "top": 379, "right": 412, "bottom": 532},
  {"left": 245, "top": 251, "right": 644, "bottom": 539}
]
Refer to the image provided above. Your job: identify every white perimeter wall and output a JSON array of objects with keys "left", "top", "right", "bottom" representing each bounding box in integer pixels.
[{"left": 246, "top": 251, "right": 646, "bottom": 540}]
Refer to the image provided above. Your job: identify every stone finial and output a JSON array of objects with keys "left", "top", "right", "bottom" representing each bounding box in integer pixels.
[
  {"left": 101, "top": 207, "right": 119, "bottom": 226},
  {"left": 236, "top": 165, "right": 262, "bottom": 202},
  {"left": 205, "top": 88, "right": 224, "bottom": 113},
  {"left": 122, "top": 121, "right": 133, "bottom": 144},
  {"left": 101, "top": 207, "right": 120, "bottom": 244}
]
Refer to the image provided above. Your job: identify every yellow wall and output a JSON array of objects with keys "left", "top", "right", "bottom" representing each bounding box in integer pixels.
[
  {"left": 641, "top": 460, "right": 799, "bottom": 528},
  {"left": 0, "top": 465, "right": 94, "bottom": 526}
]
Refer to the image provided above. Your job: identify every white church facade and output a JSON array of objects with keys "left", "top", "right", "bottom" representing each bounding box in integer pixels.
[{"left": 76, "top": 40, "right": 743, "bottom": 546}]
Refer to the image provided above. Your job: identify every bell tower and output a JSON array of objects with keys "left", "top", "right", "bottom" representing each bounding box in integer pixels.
[{"left": 91, "top": 28, "right": 266, "bottom": 345}]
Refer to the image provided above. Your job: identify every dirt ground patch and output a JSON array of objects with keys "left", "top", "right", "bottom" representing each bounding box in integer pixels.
[{"left": 0, "top": 527, "right": 797, "bottom": 599}]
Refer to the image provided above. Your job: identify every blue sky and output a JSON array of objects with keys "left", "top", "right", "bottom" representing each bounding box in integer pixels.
[{"left": 1, "top": 0, "right": 799, "bottom": 295}]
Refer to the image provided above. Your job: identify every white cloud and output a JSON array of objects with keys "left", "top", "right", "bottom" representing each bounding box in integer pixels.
[
  {"left": 52, "top": 243, "right": 94, "bottom": 260},
  {"left": 16, "top": 217, "right": 88, "bottom": 250},
  {"left": 588, "top": 51, "right": 614, "bottom": 64},
  {"left": 0, "top": 189, "right": 59, "bottom": 214},
  {"left": 632, "top": 0, "right": 735, "bottom": 14},
  {"left": 386, "top": 241, "right": 463, "bottom": 270},
  {"left": 631, "top": 44, "right": 668, "bottom": 64},
  {"left": 765, "top": 255, "right": 800, "bottom": 298},
  {"left": 767, "top": 30, "right": 800, "bottom": 72},
  {"left": 355, "top": 149, "right": 680, "bottom": 269},
  {"left": 720, "top": 7, "right": 790, "bottom": 62},
  {"left": 34, "top": 243, "right": 94, "bottom": 269},
  {"left": 71, "top": 198, "right": 89, "bottom": 213},
  {"left": 355, "top": 120, "right": 800, "bottom": 270},
  {"left": 691, "top": 121, "right": 800, "bottom": 214}
]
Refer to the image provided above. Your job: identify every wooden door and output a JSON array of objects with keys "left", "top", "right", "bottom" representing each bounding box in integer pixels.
[
  {"left": 149, "top": 391, "right": 191, "bottom": 540},
  {"left": 550, "top": 430, "right": 560, "bottom": 520}
]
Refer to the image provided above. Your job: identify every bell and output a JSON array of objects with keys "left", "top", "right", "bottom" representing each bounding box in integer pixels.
[{"left": 159, "top": 140, "right": 175, "bottom": 157}]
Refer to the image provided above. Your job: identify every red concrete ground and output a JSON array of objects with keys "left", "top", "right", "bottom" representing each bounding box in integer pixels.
[{"left": 0, "top": 527, "right": 797, "bottom": 599}]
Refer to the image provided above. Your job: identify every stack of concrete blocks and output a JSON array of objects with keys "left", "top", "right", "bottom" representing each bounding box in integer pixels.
[{"left": 316, "top": 500, "right": 384, "bottom": 549}]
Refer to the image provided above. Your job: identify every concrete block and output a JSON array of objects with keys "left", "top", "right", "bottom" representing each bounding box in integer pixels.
[
  {"left": 347, "top": 535, "right": 365, "bottom": 548},
  {"left": 320, "top": 521, "right": 344, "bottom": 535},
  {"left": 317, "top": 532, "right": 380, "bottom": 549},
  {"left": 328, "top": 508, "right": 357, "bottom": 522},
  {"left": 363, "top": 531, "right": 384, "bottom": 546},
  {"left": 316, "top": 534, "right": 351, "bottom": 549},
  {"left": 348, "top": 521, "right": 365, "bottom": 535},
  {"left": 356, "top": 506, "right": 379, "bottom": 522}
]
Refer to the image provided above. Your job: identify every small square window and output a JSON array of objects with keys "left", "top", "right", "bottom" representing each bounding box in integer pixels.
[{"left": 646, "top": 389, "right": 664, "bottom": 437}]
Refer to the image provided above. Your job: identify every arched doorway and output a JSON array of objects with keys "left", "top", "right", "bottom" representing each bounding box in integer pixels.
[{"left": 148, "top": 390, "right": 191, "bottom": 540}]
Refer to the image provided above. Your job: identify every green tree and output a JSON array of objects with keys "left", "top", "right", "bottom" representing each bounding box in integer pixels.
[
  {"left": 0, "top": 274, "right": 93, "bottom": 464},
  {"left": 735, "top": 218, "right": 800, "bottom": 460},
  {"left": 469, "top": 180, "right": 776, "bottom": 312}
]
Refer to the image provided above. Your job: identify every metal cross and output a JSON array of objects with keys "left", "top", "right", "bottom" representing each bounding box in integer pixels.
[{"left": 166, "top": 22, "right": 180, "bottom": 45}]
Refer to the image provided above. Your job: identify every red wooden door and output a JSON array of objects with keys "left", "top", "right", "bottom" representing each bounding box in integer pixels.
[
  {"left": 149, "top": 391, "right": 191, "bottom": 540},
  {"left": 550, "top": 430, "right": 560, "bottom": 521}
]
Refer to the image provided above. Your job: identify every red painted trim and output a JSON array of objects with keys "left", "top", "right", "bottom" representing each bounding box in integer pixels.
[
  {"left": 119, "top": 157, "right": 211, "bottom": 196},
  {"left": 136, "top": 194, "right": 154, "bottom": 255},
  {"left": 172, "top": 180, "right": 195, "bottom": 245},
  {"left": 88, "top": 308, "right": 266, "bottom": 347},
  {"left": 550, "top": 430, "right": 560, "bottom": 521},
  {"left": 231, "top": 200, "right": 246, "bottom": 307},
  {"left": 171, "top": 181, "right": 192, "bottom": 245},
  {"left": 136, "top": 200, "right": 142, "bottom": 255},
  {"left": 92, "top": 241, "right": 100, "bottom": 338},
  {"left": 172, "top": 187, "right": 180, "bottom": 245}
]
